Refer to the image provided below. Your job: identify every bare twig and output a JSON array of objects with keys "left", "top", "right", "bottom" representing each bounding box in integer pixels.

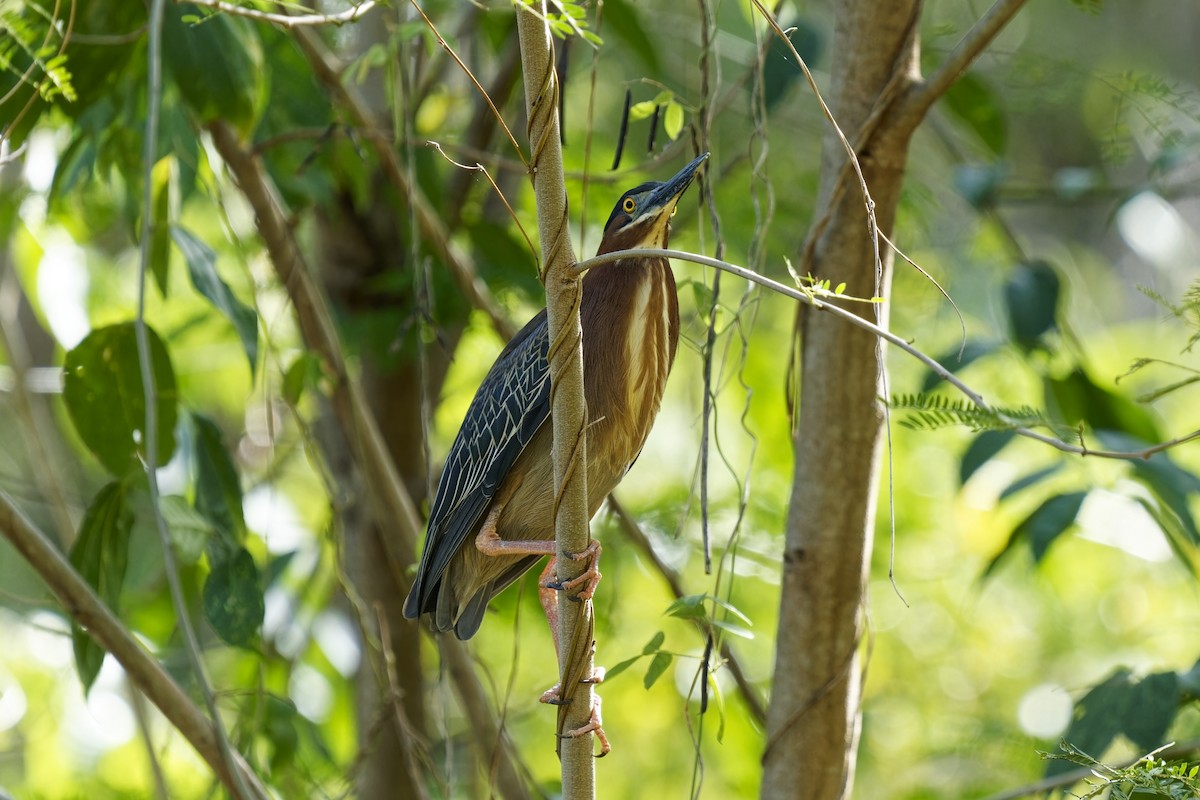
[
  {"left": 0, "top": 491, "right": 269, "bottom": 798},
  {"left": 902, "top": 0, "right": 1030, "bottom": 122},
  {"left": 573, "top": 248, "right": 1200, "bottom": 462},
  {"left": 185, "top": 0, "right": 376, "bottom": 28}
]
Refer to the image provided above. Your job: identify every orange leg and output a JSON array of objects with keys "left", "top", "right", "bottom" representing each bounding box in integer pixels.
[{"left": 476, "top": 505, "right": 609, "bottom": 753}]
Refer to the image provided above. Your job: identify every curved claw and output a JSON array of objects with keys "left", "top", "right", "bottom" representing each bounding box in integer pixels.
[{"left": 559, "top": 695, "right": 611, "bottom": 757}]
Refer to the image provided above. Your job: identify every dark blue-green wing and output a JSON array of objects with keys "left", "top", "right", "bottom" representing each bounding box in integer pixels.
[{"left": 403, "top": 310, "right": 551, "bottom": 619}]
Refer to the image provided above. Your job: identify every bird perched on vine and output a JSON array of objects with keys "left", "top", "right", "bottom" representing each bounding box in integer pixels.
[{"left": 404, "top": 153, "right": 709, "bottom": 640}]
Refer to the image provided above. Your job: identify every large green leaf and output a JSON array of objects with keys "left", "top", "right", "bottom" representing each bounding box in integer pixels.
[
  {"left": 162, "top": 4, "right": 263, "bottom": 135},
  {"left": 203, "top": 547, "right": 264, "bottom": 649},
  {"left": 941, "top": 72, "right": 1007, "bottom": 156},
  {"left": 171, "top": 226, "right": 258, "bottom": 375},
  {"left": 1005, "top": 260, "right": 1060, "bottom": 351},
  {"left": 69, "top": 482, "right": 134, "bottom": 691},
  {"left": 62, "top": 323, "right": 179, "bottom": 477},
  {"left": 1048, "top": 669, "right": 1180, "bottom": 777},
  {"left": 984, "top": 491, "right": 1088, "bottom": 576},
  {"left": 960, "top": 429, "right": 1015, "bottom": 485},
  {"left": 148, "top": 157, "right": 176, "bottom": 296},
  {"left": 192, "top": 413, "right": 246, "bottom": 561},
  {"left": 1046, "top": 370, "right": 1161, "bottom": 443}
]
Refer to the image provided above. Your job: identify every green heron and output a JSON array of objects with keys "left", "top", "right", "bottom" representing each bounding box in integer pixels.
[{"left": 404, "top": 153, "right": 708, "bottom": 640}]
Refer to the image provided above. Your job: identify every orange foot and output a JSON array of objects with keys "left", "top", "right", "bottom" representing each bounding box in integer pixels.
[
  {"left": 545, "top": 540, "right": 603, "bottom": 601},
  {"left": 560, "top": 694, "right": 611, "bottom": 758},
  {"left": 538, "top": 666, "right": 606, "bottom": 705}
]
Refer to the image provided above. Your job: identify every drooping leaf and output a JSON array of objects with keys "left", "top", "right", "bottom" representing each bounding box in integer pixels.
[
  {"left": 148, "top": 157, "right": 177, "bottom": 296},
  {"left": 158, "top": 494, "right": 215, "bottom": 564},
  {"left": 984, "top": 491, "right": 1088, "bottom": 576},
  {"left": 762, "top": 18, "right": 823, "bottom": 110},
  {"left": 942, "top": 72, "right": 1007, "bottom": 155},
  {"left": 1048, "top": 669, "right": 1180, "bottom": 777},
  {"left": 665, "top": 593, "right": 709, "bottom": 620},
  {"left": 1025, "top": 491, "right": 1088, "bottom": 562},
  {"left": 1046, "top": 369, "right": 1161, "bottom": 443},
  {"left": 1005, "top": 260, "right": 1060, "bottom": 351},
  {"left": 62, "top": 323, "right": 179, "bottom": 478},
  {"left": 192, "top": 413, "right": 246, "bottom": 561},
  {"left": 171, "top": 226, "right": 258, "bottom": 376},
  {"left": 643, "top": 651, "right": 673, "bottom": 690},
  {"left": 203, "top": 547, "right": 264, "bottom": 648},
  {"left": 69, "top": 482, "right": 133, "bottom": 691},
  {"left": 999, "top": 463, "right": 1065, "bottom": 501},
  {"left": 960, "top": 430, "right": 1016, "bottom": 485},
  {"left": 663, "top": 100, "right": 684, "bottom": 141},
  {"left": 162, "top": 4, "right": 263, "bottom": 135}
]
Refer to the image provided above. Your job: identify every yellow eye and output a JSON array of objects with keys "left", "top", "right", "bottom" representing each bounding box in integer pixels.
[{"left": 622, "top": 197, "right": 636, "bottom": 213}]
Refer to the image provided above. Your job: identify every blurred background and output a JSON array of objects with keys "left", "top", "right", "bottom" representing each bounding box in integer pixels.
[{"left": 0, "top": 0, "right": 1198, "bottom": 797}]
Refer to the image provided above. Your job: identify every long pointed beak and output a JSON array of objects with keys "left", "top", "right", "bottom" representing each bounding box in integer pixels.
[{"left": 644, "top": 152, "right": 709, "bottom": 217}]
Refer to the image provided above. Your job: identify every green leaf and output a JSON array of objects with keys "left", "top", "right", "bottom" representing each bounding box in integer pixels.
[
  {"left": 603, "top": 655, "right": 643, "bottom": 682},
  {"left": 643, "top": 651, "right": 673, "bottom": 690},
  {"left": 171, "top": 227, "right": 258, "bottom": 376},
  {"left": 264, "top": 695, "right": 301, "bottom": 773},
  {"left": 920, "top": 339, "right": 1001, "bottom": 392},
  {"left": 642, "top": 630, "right": 666, "bottom": 655},
  {"left": 941, "top": 72, "right": 1007, "bottom": 155},
  {"left": 665, "top": 593, "right": 709, "bottom": 620},
  {"left": 1024, "top": 491, "right": 1088, "bottom": 563},
  {"left": 192, "top": 414, "right": 246, "bottom": 560},
  {"left": 1005, "top": 260, "right": 1060, "bottom": 351},
  {"left": 710, "top": 619, "right": 754, "bottom": 640},
  {"left": 1097, "top": 432, "right": 1200, "bottom": 545},
  {"left": 1000, "top": 463, "right": 1065, "bottom": 501},
  {"left": 960, "top": 430, "right": 1015, "bottom": 485},
  {"left": 158, "top": 494, "right": 214, "bottom": 564},
  {"left": 603, "top": 0, "right": 660, "bottom": 72},
  {"left": 663, "top": 100, "right": 684, "bottom": 141},
  {"left": 1046, "top": 371, "right": 1161, "bottom": 443},
  {"left": 1049, "top": 669, "right": 1180, "bottom": 777},
  {"left": 762, "top": 19, "right": 822, "bottom": 110},
  {"left": 203, "top": 547, "right": 264, "bottom": 648},
  {"left": 281, "top": 352, "right": 321, "bottom": 406},
  {"left": 162, "top": 5, "right": 263, "bottom": 135},
  {"left": 984, "top": 491, "right": 1087, "bottom": 576},
  {"left": 69, "top": 482, "right": 133, "bottom": 691},
  {"left": 62, "top": 323, "right": 179, "bottom": 478},
  {"left": 148, "top": 157, "right": 176, "bottom": 296},
  {"left": 629, "top": 100, "right": 658, "bottom": 121}
]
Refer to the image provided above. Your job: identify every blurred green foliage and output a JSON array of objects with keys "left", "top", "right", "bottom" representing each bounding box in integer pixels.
[{"left": 0, "top": 1, "right": 1198, "bottom": 798}]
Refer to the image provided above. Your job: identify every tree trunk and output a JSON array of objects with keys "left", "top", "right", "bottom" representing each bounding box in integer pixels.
[{"left": 762, "top": 2, "right": 920, "bottom": 798}]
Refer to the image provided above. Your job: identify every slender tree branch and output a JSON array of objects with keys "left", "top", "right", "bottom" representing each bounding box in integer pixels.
[
  {"left": 184, "top": 0, "right": 377, "bottom": 28},
  {"left": 516, "top": 1, "right": 598, "bottom": 791},
  {"left": 0, "top": 491, "right": 269, "bottom": 798},
  {"left": 902, "top": 0, "right": 1030, "bottom": 121},
  {"left": 574, "top": 248, "right": 1200, "bottom": 462},
  {"left": 607, "top": 498, "right": 767, "bottom": 725}
]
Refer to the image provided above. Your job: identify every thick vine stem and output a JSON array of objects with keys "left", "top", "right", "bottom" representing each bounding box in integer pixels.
[{"left": 515, "top": 2, "right": 598, "bottom": 795}]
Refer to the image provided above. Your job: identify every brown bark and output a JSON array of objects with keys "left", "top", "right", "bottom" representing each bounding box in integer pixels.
[{"left": 762, "top": 2, "right": 921, "bottom": 798}]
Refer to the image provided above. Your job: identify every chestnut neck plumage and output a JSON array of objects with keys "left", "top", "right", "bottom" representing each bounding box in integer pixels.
[{"left": 578, "top": 230, "right": 680, "bottom": 481}]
